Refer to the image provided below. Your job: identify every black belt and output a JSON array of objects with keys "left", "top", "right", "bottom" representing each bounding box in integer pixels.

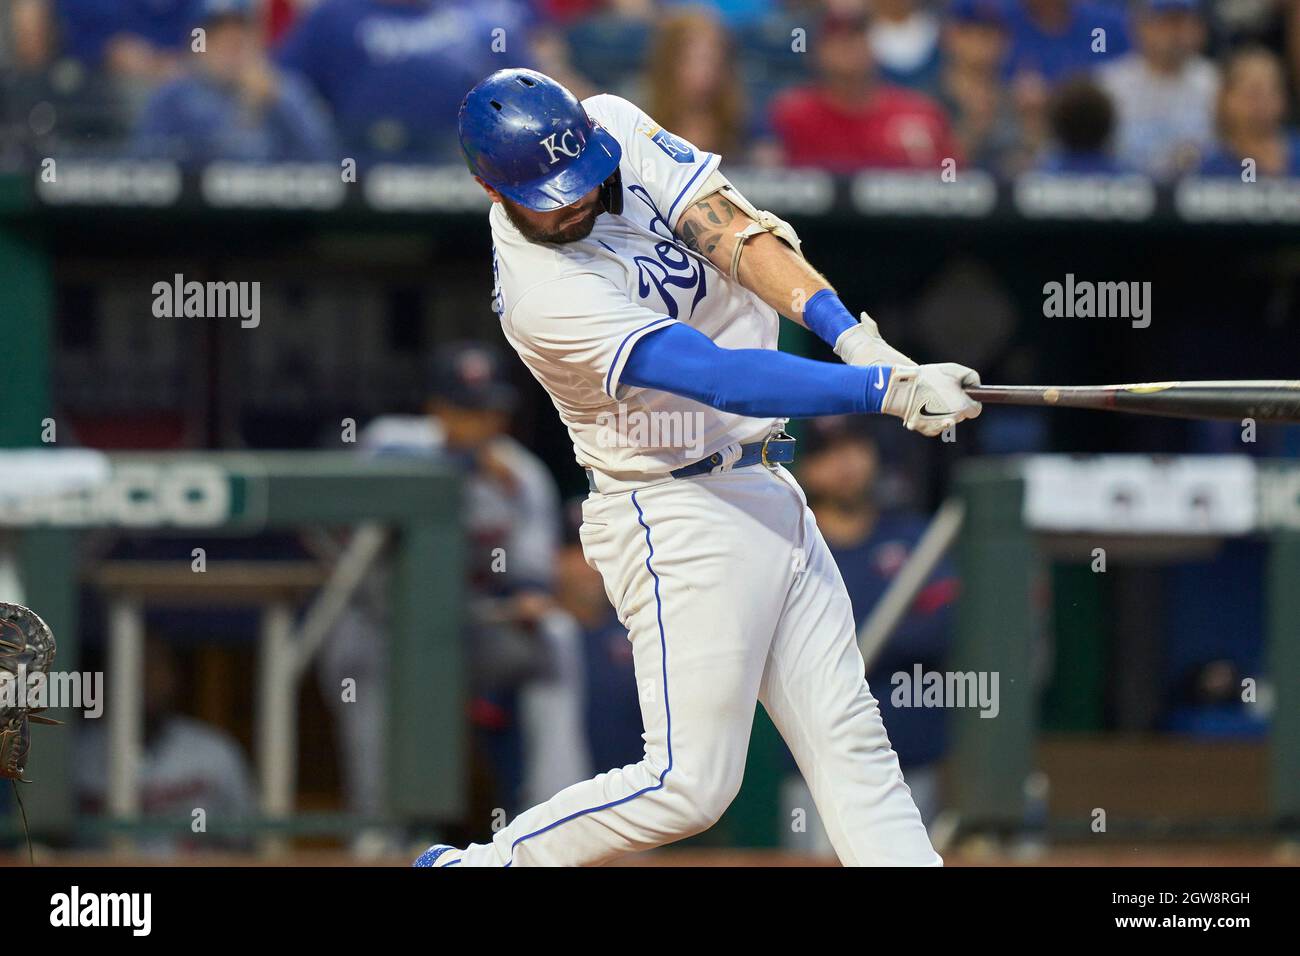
[{"left": 586, "top": 432, "right": 796, "bottom": 492}]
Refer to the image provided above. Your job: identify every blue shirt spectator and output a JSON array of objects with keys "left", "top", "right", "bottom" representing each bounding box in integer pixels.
[
  {"left": 663, "top": 0, "right": 774, "bottom": 28},
  {"left": 1005, "top": 0, "right": 1130, "bottom": 83},
  {"left": 275, "top": 0, "right": 537, "bottom": 164},
  {"left": 134, "top": 4, "right": 336, "bottom": 164},
  {"left": 134, "top": 71, "right": 336, "bottom": 164},
  {"left": 56, "top": 0, "right": 203, "bottom": 68},
  {"left": 1196, "top": 47, "right": 1300, "bottom": 178},
  {"left": 1197, "top": 132, "right": 1300, "bottom": 177}
]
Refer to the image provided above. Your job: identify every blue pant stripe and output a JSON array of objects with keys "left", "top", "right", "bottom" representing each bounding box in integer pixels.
[{"left": 502, "top": 490, "right": 673, "bottom": 866}]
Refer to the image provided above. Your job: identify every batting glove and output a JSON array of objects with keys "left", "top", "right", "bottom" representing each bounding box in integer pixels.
[
  {"left": 881, "top": 363, "right": 983, "bottom": 437},
  {"left": 833, "top": 312, "right": 918, "bottom": 369}
]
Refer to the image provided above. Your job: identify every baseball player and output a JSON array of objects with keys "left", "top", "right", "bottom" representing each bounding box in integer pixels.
[{"left": 415, "top": 68, "right": 981, "bottom": 867}]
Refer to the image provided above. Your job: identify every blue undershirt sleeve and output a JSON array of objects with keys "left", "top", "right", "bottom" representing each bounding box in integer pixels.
[
  {"left": 801, "top": 288, "right": 858, "bottom": 348},
  {"left": 620, "top": 322, "right": 892, "bottom": 418}
]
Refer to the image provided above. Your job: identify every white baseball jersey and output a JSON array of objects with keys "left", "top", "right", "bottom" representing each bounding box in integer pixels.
[{"left": 491, "top": 94, "right": 781, "bottom": 483}]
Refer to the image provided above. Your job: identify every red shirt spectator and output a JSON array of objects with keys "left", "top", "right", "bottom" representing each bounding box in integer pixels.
[
  {"left": 771, "top": 84, "right": 961, "bottom": 171},
  {"left": 769, "top": 10, "right": 961, "bottom": 172}
]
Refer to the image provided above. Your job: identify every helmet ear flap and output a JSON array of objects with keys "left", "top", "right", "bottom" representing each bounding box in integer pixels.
[{"left": 600, "top": 168, "right": 623, "bottom": 216}]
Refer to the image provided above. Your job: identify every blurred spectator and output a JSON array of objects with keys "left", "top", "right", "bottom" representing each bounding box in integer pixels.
[
  {"left": 264, "top": 0, "right": 303, "bottom": 43},
  {"left": 938, "top": 0, "right": 1036, "bottom": 174},
  {"left": 869, "top": 0, "right": 943, "bottom": 93},
  {"left": 770, "top": 10, "right": 960, "bottom": 171},
  {"left": 1208, "top": 0, "right": 1291, "bottom": 58},
  {"left": 40, "top": 0, "right": 212, "bottom": 153},
  {"left": 797, "top": 419, "right": 958, "bottom": 827},
  {"left": 0, "top": 1, "right": 54, "bottom": 166},
  {"left": 8, "top": 0, "right": 56, "bottom": 71},
  {"left": 645, "top": 6, "right": 747, "bottom": 158},
  {"left": 1098, "top": 0, "right": 1218, "bottom": 179},
  {"left": 54, "top": 0, "right": 203, "bottom": 82},
  {"left": 1005, "top": 0, "right": 1130, "bottom": 83},
  {"left": 76, "top": 638, "right": 256, "bottom": 854},
  {"left": 535, "top": 0, "right": 618, "bottom": 25},
  {"left": 663, "top": 0, "right": 774, "bottom": 28},
  {"left": 319, "top": 342, "right": 588, "bottom": 836},
  {"left": 134, "top": 0, "right": 336, "bottom": 165},
  {"left": 1199, "top": 46, "right": 1300, "bottom": 176},
  {"left": 1037, "top": 75, "right": 1127, "bottom": 172},
  {"left": 275, "top": 0, "right": 539, "bottom": 164}
]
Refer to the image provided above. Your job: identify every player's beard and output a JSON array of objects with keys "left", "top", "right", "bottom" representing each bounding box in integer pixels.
[{"left": 504, "top": 198, "right": 601, "bottom": 245}]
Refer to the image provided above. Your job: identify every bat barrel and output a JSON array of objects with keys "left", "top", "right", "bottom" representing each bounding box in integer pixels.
[{"left": 965, "top": 382, "right": 1300, "bottom": 424}]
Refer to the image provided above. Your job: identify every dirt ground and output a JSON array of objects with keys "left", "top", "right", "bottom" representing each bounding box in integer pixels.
[{"left": 3, "top": 842, "right": 1296, "bottom": 867}]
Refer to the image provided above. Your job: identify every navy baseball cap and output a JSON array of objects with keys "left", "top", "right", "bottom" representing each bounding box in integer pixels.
[
  {"left": 429, "top": 342, "right": 518, "bottom": 411},
  {"left": 950, "top": 0, "right": 1009, "bottom": 25}
]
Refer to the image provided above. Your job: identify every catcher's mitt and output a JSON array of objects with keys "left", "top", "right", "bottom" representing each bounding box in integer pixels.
[{"left": 0, "top": 603, "right": 59, "bottom": 782}]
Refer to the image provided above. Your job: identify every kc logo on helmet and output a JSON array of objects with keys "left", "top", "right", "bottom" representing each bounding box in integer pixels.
[{"left": 540, "top": 129, "right": 582, "bottom": 165}]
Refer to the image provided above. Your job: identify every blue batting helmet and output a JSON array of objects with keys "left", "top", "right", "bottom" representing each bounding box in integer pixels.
[{"left": 458, "top": 69, "right": 622, "bottom": 212}]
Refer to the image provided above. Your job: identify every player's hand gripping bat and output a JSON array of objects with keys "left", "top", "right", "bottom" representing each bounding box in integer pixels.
[{"left": 963, "top": 381, "right": 1300, "bottom": 423}]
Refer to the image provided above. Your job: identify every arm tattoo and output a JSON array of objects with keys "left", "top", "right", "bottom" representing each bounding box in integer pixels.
[{"left": 677, "top": 194, "right": 740, "bottom": 257}]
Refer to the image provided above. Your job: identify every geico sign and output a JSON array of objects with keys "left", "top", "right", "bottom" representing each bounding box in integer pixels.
[{"left": 0, "top": 463, "right": 233, "bottom": 528}]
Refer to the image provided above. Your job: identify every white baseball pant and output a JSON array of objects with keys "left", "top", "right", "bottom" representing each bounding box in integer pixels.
[{"left": 444, "top": 464, "right": 941, "bottom": 866}]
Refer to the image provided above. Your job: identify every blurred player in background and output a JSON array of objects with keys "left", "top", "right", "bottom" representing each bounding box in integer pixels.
[
  {"left": 550, "top": 499, "right": 644, "bottom": 775},
  {"left": 797, "top": 420, "right": 957, "bottom": 829},
  {"left": 320, "top": 342, "right": 588, "bottom": 851}
]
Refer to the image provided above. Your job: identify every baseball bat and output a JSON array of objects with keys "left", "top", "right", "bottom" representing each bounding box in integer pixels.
[{"left": 963, "top": 380, "right": 1300, "bottom": 423}]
